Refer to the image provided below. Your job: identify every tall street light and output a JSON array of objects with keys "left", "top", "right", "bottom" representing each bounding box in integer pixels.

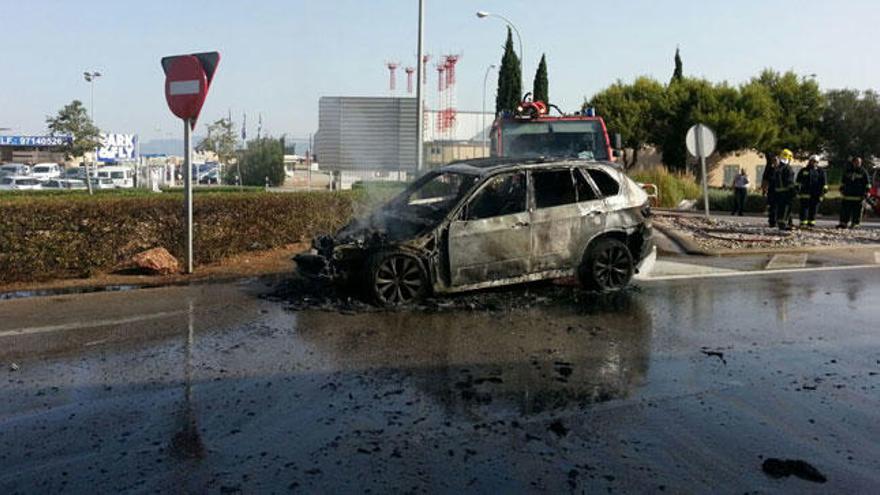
[
  {"left": 83, "top": 71, "right": 102, "bottom": 121},
  {"left": 416, "top": 0, "right": 425, "bottom": 173},
  {"left": 83, "top": 70, "right": 102, "bottom": 195},
  {"left": 482, "top": 64, "right": 497, "bottom": 156},
  {"left": 476, "top": 11, "right": 524, "bottom": 75}
]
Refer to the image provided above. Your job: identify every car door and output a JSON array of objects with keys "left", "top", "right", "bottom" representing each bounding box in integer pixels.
[
  {"left": 447, "top": 171, "right": 530, "bottom": 287},
  {"left": 529, "top": 167, "right": 606, "bottom": 272}
]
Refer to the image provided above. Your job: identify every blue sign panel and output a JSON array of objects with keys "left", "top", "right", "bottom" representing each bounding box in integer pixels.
[
  {"left": 97, "top": 133, "right": 138, "bottom": 162},
  {"left": 0, "top": 135, "right": 73, "bottom": 147}
]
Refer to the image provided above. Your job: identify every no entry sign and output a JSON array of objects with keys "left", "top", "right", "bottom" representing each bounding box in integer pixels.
[
  {"left": 161, "top": 52, "right": 220, "bottom": 127},
  {"left": 160, "top": 51, "right": 220, "bottom": 275}
]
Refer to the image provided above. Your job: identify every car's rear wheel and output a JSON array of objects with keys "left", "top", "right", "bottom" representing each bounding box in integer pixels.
[
  {"left": 579, "top": 238, "right": 634, "bottom": 292},
  {"left": 366, "top": 251, "right": 428, "bottom": 307}
]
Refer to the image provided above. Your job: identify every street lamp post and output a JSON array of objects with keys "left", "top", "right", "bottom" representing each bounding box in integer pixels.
[
  {"left": 83, "top": 70, "right": 102, "bottom": 195},
  {"left": 415, "top": 0, "right": 425, "bottom": 173},
  {"left": 482, "top": 64, "right": 497, "bottom": 156},
  {"left": 476, "top": 11, "right": 524, "bottom": 76}
]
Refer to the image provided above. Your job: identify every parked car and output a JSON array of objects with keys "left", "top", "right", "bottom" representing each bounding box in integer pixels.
[
  {"left": 296, "top": 158, "right": 655, "bottom": 306},
  {"left": 31, "top": 163, "right": 62, "bottom": 180},
  {"left": 95, "top": 166, "right": 134, "bottom": 188},
  {"left": 199, "top": 169, "right": 220, "bottom": 184},
  {"left": 0, "top": 175, "right": 43, "bottom": 190},
  {"left": 63, "top": 167, "right": 87, "bottom": 179},
  {"left": 0, "top": 163, "right": 30, "bottom": 177},
  {"left": 43, "top": 179, "right": 88, "bottom": 190},
  {"left": 89, "top": 177, "right": 117, "bottom": 190}
]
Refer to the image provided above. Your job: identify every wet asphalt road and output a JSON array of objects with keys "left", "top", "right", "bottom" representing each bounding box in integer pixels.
[{"left": 1, "top": 269, "right": 879, "bottom": 493}]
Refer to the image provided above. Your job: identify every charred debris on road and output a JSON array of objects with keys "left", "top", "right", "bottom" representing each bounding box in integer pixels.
[{"left": 264, "top": 274, "right": 641, "bottom": 314}]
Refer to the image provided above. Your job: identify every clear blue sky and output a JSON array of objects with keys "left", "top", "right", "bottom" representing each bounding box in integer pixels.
[{"left": 2, "top": 0, "right": 878, "bottom": 144}]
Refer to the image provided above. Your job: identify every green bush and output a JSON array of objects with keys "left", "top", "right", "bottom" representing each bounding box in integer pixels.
[
  {"left": 705, "top": 188, "right": 845, "bottom": 216},
  {"left": 629, "top": 168, "right": 702, "bottom": 208},
  {"left": 0, "top": 191, "right": 359, "bottom": 283}
]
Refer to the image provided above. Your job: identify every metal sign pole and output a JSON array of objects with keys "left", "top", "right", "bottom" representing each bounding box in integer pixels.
[
  {"left": 184, "top": 118, "right": 193, "bottom": 273},
  {"left": 415, "top": 0, "right": 425, "bottom": 173},
  {"left": 695, "top": 124, "right": 710, "bottom": 218}
]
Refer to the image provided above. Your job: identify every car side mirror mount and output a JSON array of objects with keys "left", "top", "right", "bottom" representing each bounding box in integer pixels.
[{"left": 612, "top": 149, "right": 622, "bottom": 158}]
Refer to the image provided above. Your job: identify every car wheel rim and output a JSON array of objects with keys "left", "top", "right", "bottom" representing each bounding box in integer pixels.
[
  {"left": 375, "top": 256, "right": 423, "bottom": 305},
  {"left": 594, "top": 246, "right": 630, "bottom": 290}
]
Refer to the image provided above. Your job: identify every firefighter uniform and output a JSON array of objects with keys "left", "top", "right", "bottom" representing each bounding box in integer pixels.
[
  {"left": 796, "top": 165, "right": 827, "bottom": 227},
  {"left": 839, "top": 165, "right": 870, "bottom": 228},
  {"left": 761, "top": 162, "right": 778, "bottom": 227},
  {"left": 771, "top": 160, "right": 796, "bottom": 230}
]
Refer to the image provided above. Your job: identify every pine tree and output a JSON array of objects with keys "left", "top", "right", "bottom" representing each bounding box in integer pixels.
[
  {"left": 495, "top": 27, "right": 522, "bottom": 114},
  {"left": 533, "top": 54, "right": 549, "bottom": 105},
  {"left": 671, "top": 47, "right": 683, "bottom": 84}
]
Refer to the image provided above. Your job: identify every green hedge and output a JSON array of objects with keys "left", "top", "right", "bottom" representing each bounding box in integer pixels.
[
  {"left": 705, "top": 189, "right": 847, "bottom": 216},
  {"left": 0, "top": 191, "right": 358, "bottom": 283}
]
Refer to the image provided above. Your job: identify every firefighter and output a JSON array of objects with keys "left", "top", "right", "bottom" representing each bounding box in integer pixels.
[
  {"left": 761, "top": 154, "right": 780, "bottom": 227},
  {"left": 772, "top": 149, "right": 796, "bottom": 230},
  {"left": 796, "top": 155, "right": 827, "bottom": 228},
  {"left": 838, "top": 157, "right": 871, "bottom": 228}
]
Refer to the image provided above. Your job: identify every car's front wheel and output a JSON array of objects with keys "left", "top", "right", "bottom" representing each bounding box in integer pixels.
[
  {"left": 365, "top": 251, "right": 428, "bottom": 307},
  {"left": 579, "top": 238, "right": 634, "bottom": 292}
]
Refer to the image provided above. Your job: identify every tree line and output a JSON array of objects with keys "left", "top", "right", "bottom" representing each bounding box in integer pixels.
[
  {"left": 588, "top": 55, "right": 880, "bottom": 172},
  {"left": 492, "top": 34, "right": 880, "bottom": 173}
]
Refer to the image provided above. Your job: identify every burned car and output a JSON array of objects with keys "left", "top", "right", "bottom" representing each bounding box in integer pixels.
[{"left": 296, "top": 159, "right": 655, "bottom": 306}]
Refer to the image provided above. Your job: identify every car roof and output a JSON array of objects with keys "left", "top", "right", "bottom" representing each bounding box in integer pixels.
[{"left": 440, "top": 157, "right": 622, "bottom": 177}]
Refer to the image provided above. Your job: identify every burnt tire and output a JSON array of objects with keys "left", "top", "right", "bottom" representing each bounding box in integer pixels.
[
  {"left": 579, "top": 238, "right": 634, "bottom": 292},
  {"left": 365, "top": 251, "right": 428, "bottom": 307}
]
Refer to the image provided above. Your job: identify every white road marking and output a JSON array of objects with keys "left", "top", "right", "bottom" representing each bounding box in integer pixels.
[
  {"left": 0, "top": 310, "right": 188, "bottom": 338},
  {"left": 875, "top": 251, "right": 880, "bottom": 264},
  {"left": 766, "top": 253, "right": 808, "bottom": 270},
  {"left": 169, "top": 80, "right": 200, "bottom": 95},
  {"left": 642, "top": 263, "right": 880, "bottom": 282}
]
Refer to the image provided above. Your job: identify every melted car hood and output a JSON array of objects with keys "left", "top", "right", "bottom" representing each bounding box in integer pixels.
[{"left": 335, "top": 210, "right": 437, "bottom": 246}]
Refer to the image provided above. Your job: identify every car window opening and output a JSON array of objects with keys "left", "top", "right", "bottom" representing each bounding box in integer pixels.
[
  {"left": 533, "top": 169, "right": 577, "bottom": 209},
  {"left": 587, "top": 169, "right": 620, "bottom": 197},
  {"left": 466, "top": 172, "right": 527, "bottom": 220}
]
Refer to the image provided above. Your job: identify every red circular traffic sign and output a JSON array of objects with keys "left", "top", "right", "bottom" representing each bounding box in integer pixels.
[{"left": 164, "top": 55, "right": 208, "bottom": 122}]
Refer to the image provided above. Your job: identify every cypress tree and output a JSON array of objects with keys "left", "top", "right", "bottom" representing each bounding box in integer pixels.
[
  {"left": 533, "top": 54, "right": 549, "bottom": 105},
  {"left": 671, "top": 47, "right": 683, "bottom": 84},
  {"left": 495, "top": 27, "right": 522, "bottom": 114}
]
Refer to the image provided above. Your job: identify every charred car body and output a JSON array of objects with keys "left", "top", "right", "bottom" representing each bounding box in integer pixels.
[{"left": 296, "top": 158, "right": 655, "bottom": 306}]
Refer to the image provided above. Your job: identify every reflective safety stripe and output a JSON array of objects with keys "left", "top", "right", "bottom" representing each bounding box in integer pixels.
[
  {"left": 842, "top": 196, "right": 865, "bottom": 201},
  {"left": 797, "top": 194, "right": 810, "bottom": 199}
]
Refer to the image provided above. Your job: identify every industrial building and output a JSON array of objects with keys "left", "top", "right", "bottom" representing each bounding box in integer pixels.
[
  {"left": 0, "top": 135, "right": 70, "bottom": 164},
  {"left": 314, "top": 96, "right": 492, "bottom": 184}
]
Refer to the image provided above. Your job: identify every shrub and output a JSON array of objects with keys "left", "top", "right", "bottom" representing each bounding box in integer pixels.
[
  {"left": 0, "top": 191, "right": 359, "bottom": 283},
  {"left": 629, "top": 168, "right": 702, "bottom": 208}
]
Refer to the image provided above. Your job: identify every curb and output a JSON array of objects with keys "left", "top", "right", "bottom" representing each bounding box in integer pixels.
[
  {"left": 651, "top": 223, "right": 712, "bottom": 256},
  {"left": 0, "top": 272, "right": 291, "bottom": 302}
]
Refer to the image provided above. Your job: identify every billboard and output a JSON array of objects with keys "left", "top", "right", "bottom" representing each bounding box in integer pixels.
[
  {"left": 0, "top": 135, "right": 72, "bottom": 147},
  {"left": 97, "top": 133, "right": 138, "bottom": 162}
]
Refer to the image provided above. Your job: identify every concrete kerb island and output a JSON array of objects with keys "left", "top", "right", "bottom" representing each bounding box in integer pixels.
[{"left": 653, "top": 210, "right": 880, "bottom": 257}]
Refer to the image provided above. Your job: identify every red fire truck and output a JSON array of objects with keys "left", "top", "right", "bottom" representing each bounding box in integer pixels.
[{"left": 490, "top": 99, "right": 622, "bottom": 162}]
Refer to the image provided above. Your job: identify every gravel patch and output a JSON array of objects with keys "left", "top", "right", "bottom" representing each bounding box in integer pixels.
[{"left": 655, "top": 215, "right": 880, "bottom": 251}]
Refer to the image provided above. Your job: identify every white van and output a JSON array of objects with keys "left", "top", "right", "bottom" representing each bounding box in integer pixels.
[
  {"left": 0, "top": 163, "right": 30, "bottom": 177},
  {"left": 0, "top": 176, "right": 42, "bottom": 190},
  {"left": 31, "top": 163, "right": 63, "bottom": 180},
  {"left": 96, "top": 166, "right": 134, "bottom": 188}
]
